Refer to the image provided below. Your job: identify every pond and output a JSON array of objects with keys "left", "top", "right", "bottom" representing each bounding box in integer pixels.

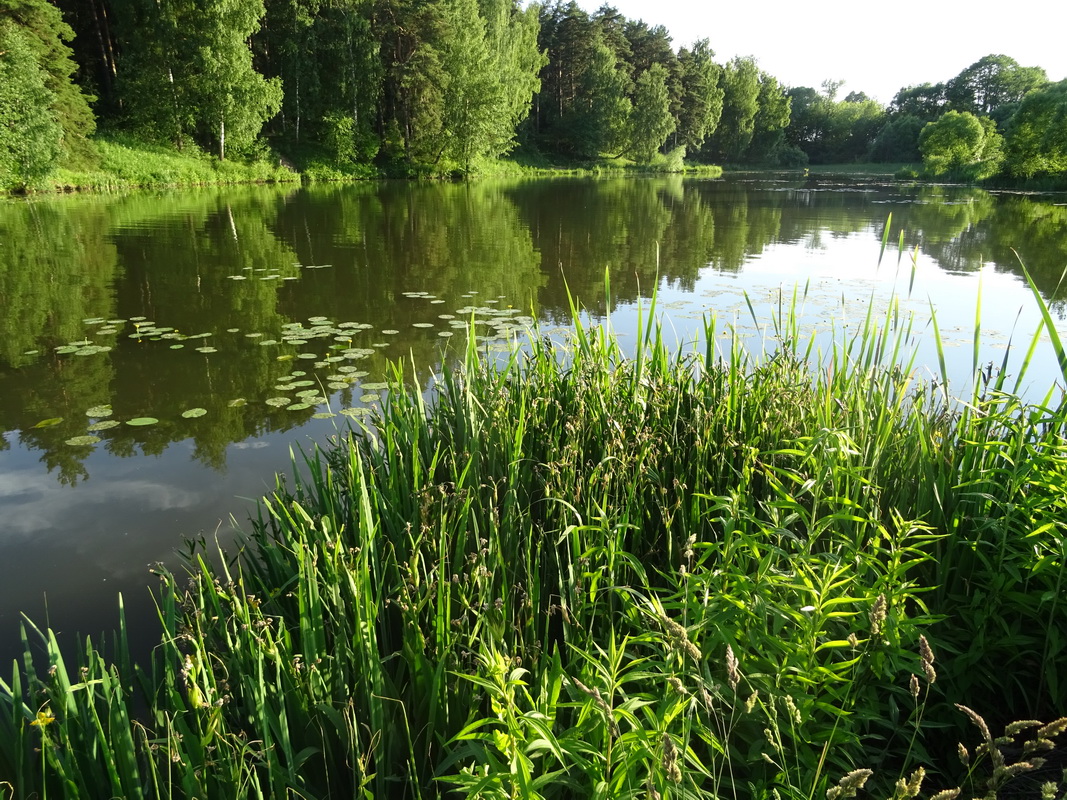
[{"left": 2, "top": 174, "right": 1066, "bottom": 665}]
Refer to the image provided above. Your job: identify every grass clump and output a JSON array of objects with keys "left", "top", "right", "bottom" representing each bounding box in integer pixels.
[{"left": 2, "top": 288, "right": 1067, "bottom": 798}]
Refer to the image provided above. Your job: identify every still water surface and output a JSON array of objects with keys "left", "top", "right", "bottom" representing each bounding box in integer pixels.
[{"left": 2, "top": 174, "right": 1066, "bottom": 663}]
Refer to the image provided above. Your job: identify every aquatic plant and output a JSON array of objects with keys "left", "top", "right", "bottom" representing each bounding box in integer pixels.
[{"left": 2, "top": 279, "right": 1066, "bottom": 798}]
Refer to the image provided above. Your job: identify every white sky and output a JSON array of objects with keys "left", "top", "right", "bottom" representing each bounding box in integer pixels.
[{"left": 575, "top": 0, "right": 1067, "bottom": 105}]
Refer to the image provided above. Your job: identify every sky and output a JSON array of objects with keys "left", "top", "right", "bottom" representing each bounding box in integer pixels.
[{"left": 575, "top": 0, "right": 1067, "bottom": 105}]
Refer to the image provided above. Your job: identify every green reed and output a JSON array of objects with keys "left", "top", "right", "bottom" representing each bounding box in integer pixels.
[{"left": 2, "top": 275, "right": 1066, "bottom": 799}]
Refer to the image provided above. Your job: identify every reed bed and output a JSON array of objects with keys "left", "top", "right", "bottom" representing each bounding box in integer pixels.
[{"left": 2, "top": 284, "right": 1066, "bottom": 799}]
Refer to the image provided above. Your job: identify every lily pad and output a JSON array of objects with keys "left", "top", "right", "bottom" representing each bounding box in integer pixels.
[
  {"left": 85, "top": 405, "right": 113, "bottom": 418},
  {"left": 287, "top": 402, "right": 311, "bottom": 411},
  {"left": 87, "top": 420, "right": 120, "bottom": 432},
  {"left": 127, "top": 417, "right": 159, "bottom": 426},
  {"left": 195, "top": 347, "right": 218, "bottom": 354},
  {"left": 182, "top": 408, "right": 207, "bottom": 419},
  {"left": 228, "top": 398, "right": 248, "bottom": 408},
  {"left": 33, "top": 417, "right": 64, "bottom": 429},
  {"left": 340, "top": 407, "right": 370, "bottom": 418},
  {"left": 66, "top": 435, "right": 102, "bottom": 447},
  {"left": 312, "top": 411, "right": 336, "bottom": 419},
  {"left": 265, "top": 397, "right": 291, "bottom": 407}
]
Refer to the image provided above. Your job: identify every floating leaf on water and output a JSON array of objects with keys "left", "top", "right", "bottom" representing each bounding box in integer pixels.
[
  {"left": 324, "top": 356, "right": 345, "bottom": 363},
  {"left": 298, "top": 353, "right": 318, "bottom": 360},
  {"left": 70, "top": 339, "right": 93, "bottom": 347},
  {"left": 438, "top": 314, "right": 455, "bottom": 320},
  {"left": 23, "top": 349, "right": 39, "bottom": 356},
  {"left": 340, "top": 407, "right": 370, "bottom": 418},
  {"left": 289, "top": 380, "right": 315, "bottom": 387},
  {"left": 362, "top": 382, "right": 390, "bottom": 390},
  {"left": 438, "top": 331, "right": 454, "bottom": 338},
  {"left": 275, "top": 383, "right": 297, "bottom": 392},
  {"left": 245, "top": 332, "right": 264, "bottom": 338},
  {"left": 170, "top": 344, "right": 184, "bottom": 350},
  {"left": 130, "top": 316, "right": 146, "bottom": 322},
  {"left": 83, "top": 317, "right": 106, "bottom": 325},
  {"left": 431, "top": 299, "right": 445, "bottom": 304},
  {"left": 360, "top": 393, "right": 381, "bottom": 404},
  {"left": 87, "top": 420, "right": 120, "bottom": 432},
  {"left": 312, "top": 411, "right": 336, "bottom": 419},
  {"left": 276, "top": 354, "right": 294, "bottom": 361},
  {"left": 228, "top": 398, "right": 247, "bottom": 408},
  {"left": 181, "top": 408, "right": 207, "bottom": 419},
  {"left": 85, "top": 405, "right": 113, "bottom": 418},
  {"left": 292, "top": 371, "right": 307, "bottom": 377},
  {"left": 127, "top": 417, "right": 158, "bottom": 426},
  {"left": 338, "top": 322, "right": 361, "bottom": 329},
  {"left": 33, "top": 417, "right": 64, "bottom": 428},
  {"left": 285, "top": 339, "right": 308, "bottom": 346},
  {"left": 66, "top": 435, "right": 101, "bottom": 447},
  {"left": 196, "top": 347, "right": 217, "bottom": 354},
  {"left": 227, "top": 328, "right": 240, "bottom": 333},
  {"left": 308, "top": 316, "right": 329, "bottom": 322},
  {"left": 55, "top": 345, "right": 79, "bottom": 354},
  {"left": 265, "top": 397, "right": 291, "bottom": 407},
  {"left": 381, "top": 329, "right": 399, "bottom": 335},
  {"left": 107, "top": 319, "right": 126, "bottom": 325},
  {"left": 228, "top": 275, "right": 248, "bottom": 280},
  {"left": 259, "top": 339, "right": 278, "bottom": 346},
  {"left": 287, "top": 403, "right": 311, "bottom": 411},
  {"left": 283, "top": 276, "right": 298, "bottom": 281},
  {"left": 96, "top": 327, "right": 119, "bottom": 335},
  {"left": 412, "top": 323, "right": 434, "bottom": 328},
  {"left": 327, "top": 382, "right": 349, "bottom": 391}
]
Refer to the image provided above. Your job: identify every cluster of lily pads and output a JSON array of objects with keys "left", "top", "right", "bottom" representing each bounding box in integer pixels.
[
  {"left": 226, "top": 263, "right": 333, "bottom": 281},
  {"left": 33, "top": 292, "right": 537, "bottom": 448}
]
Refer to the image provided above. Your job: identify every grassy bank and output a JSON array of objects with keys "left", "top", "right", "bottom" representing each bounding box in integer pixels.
[
  {"left": 2, "top": 289, "right": 1066, "bottom": 798},
  {"left": 42, "top": 137, "right": 298, "bottom": 192},
  {"left": 13, "top": 137, "right": 722, "bottom": 194}
]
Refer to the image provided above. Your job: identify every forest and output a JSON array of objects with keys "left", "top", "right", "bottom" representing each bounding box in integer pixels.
[{"left": 2, "top": 0, "right": 1066, "bottom": 190}]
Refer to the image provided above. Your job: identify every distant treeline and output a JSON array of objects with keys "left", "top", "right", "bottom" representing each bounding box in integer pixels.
[{"left": 2, "top": 0, "right": 1066, "bottom": 190}]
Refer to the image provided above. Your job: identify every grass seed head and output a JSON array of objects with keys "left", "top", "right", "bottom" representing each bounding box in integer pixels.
[
  {"left": 870, "top": 594, "right": 887, "bottom": 636},
  {"left": 1037, "top": 718, "right": 1067, "bottom": 739},
  {"left": 956, "top": 704, "right": 993, "bottom": 743},
  {"left": 726, "top": 645, "right": 740, "bottom": 691}
]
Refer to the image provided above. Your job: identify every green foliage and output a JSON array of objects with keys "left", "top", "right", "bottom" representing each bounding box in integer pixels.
[
  {"left": 676, "top": 39, "right": 724, "bottom": 152},
  {"left": 627, "top": 63, "right": 675, "bottom": 163},
  {"left": 1002, "top": 79, "right": 1067, "bottom": 179},
  {"left": 869, "top": 115, "right": 924, "bottom": 163},
  {"left": 919, "top": 110, "right": 1004, "bottom": 180},
  {"left": 115, "top": 0, "right": 282, "bottom": 159},
  {"left": 945, "top": 54, "right": 1048, "bottom": 120},
  {"left": 0, "top": 19, "right": 62, "bottom": 190},
  {"left": 889, "top": 83, "right": 947, "bottom": 122},
  {"left": 0, "top": 0, "right": 97, "bottom": 166},
  {"left": 572, "top": 32, "right": 632, "bottom": 157},
  {"left": 704, "top": 56, "right": 760, "bottom": 162},
  {"left": 787, "top": 84, "right": 887, "bottom": 164}
]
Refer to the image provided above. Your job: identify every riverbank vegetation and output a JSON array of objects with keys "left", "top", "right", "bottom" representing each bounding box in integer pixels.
[
  {"left": 3, "top": 282, "right": 1066, "bottom": 798},
  {"left": 4, "top": 0, "right": 1066, "bottom": 192}
]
